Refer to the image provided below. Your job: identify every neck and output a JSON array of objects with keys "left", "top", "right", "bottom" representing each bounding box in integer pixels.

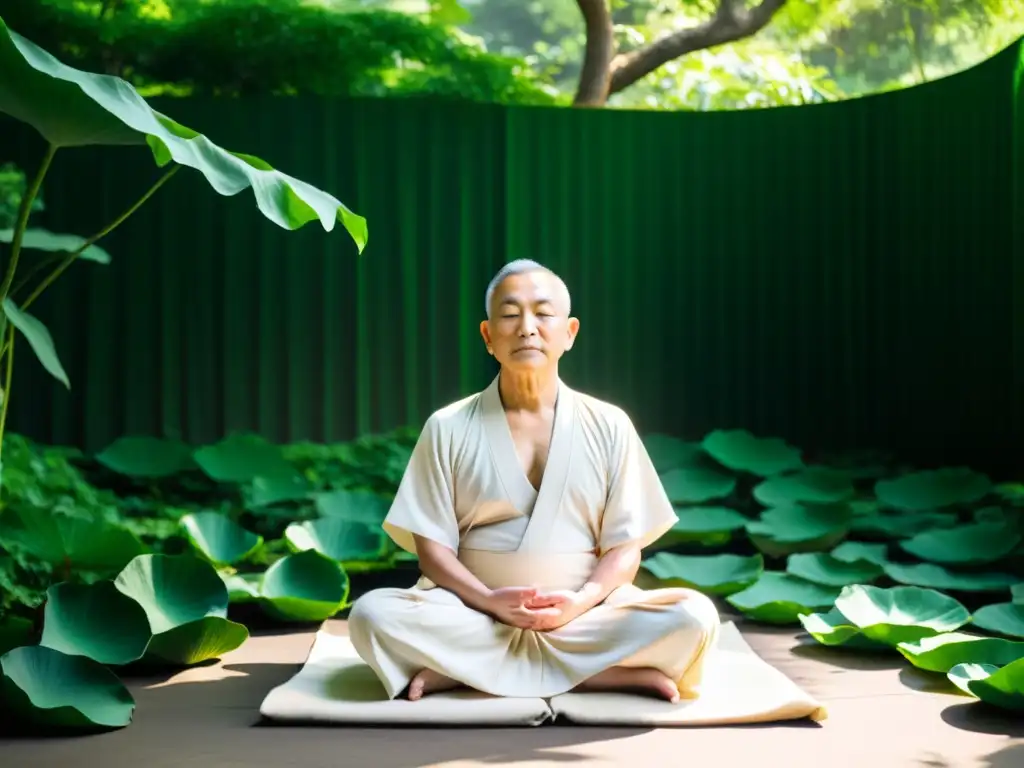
[{"left": 498, "top": 367, "right": 559, "bottom": 412}]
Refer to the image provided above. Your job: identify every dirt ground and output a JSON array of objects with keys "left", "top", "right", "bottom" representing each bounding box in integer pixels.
[{"left": 2, "top": 615, "right": 1022, "bottom": 768}]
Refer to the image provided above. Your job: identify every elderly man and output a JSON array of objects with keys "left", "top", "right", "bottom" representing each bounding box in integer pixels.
[{"left": 348, "top": 259, "right": 720, "bottom": 703}]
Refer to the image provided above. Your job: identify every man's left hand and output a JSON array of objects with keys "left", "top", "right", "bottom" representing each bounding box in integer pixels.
[{"left": 524, "top": 589, "right": 589, "bottom": 631}]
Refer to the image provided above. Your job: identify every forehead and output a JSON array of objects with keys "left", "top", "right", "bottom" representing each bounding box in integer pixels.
[{"left": 494, "top": 270, "right": 559, "bottom": 303}]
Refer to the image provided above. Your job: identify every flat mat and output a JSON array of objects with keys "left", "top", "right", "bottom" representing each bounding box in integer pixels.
[{"left": 259, "top": 621, "right": 826, "bottom": 726}]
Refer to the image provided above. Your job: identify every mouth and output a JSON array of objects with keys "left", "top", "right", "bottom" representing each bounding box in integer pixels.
[{"left": 513, "top": 347, "right": 542, "bottom": 354}]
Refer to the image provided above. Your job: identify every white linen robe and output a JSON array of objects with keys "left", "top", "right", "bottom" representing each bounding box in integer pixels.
[{"left": 348, "top": 376, "right": 721, "bottom": 699}]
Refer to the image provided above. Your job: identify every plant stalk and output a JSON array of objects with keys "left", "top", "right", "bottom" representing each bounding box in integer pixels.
[
  {"left": 0, "top": 144, "right": 58, "bottom": 302},
  {"left": 22, "top": 165, "right": 181, "bottom": 312},
  {"left": 0, "top": 325, "right": 15, "bottom": 470}
]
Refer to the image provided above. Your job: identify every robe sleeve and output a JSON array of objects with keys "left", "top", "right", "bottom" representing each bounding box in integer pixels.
[
  {"left": 381, "top": 414, "right": 461, "bottom": 555},
  {"left": 598, "top": 410, "right": 678, "bottom": 553}
]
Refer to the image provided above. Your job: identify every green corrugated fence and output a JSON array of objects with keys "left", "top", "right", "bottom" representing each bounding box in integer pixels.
[{"left": 2, "top": 38, "right": 1022, "bottom": 474}]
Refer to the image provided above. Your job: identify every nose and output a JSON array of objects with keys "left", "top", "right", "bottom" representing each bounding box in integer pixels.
[{"left": 518, "top": 313, "right": 538, "bottom": 336}]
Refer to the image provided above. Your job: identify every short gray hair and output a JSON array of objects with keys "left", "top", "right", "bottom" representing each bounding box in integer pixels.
[{"left": 484, "top": 259, "right": 570, "bottom": 318}]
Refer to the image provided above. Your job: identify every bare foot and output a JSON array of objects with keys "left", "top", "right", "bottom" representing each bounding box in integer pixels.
[
  {"left": 576, "top": 666, "right": 681, "bottom": 703},
  {"left": 407, "top": 669, "right": 461, "bottom": 701}
]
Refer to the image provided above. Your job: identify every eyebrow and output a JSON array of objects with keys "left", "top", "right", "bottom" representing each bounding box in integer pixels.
[{"left": 499, "top": 296, "right": 554, "bottom": 308}]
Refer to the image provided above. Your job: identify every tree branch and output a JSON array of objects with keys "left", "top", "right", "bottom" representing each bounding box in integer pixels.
[
  {"left": 607, "top": 0, "right": 790, "bottom": 97},
  {"left": 572, "top": 0, "right": 615, "bottom": 106}
]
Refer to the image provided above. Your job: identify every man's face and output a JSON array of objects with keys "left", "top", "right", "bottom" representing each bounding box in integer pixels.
[{"left": 480, "top": 270, "right": 579, "bottom": 370}]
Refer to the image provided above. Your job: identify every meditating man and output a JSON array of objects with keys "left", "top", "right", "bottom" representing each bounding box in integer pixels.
[{"left": 348, "top": 259, "right": 721, "bottom": 703}]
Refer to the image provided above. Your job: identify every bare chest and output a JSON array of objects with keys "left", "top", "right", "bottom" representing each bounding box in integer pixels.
[{"left": 505, "top": 412, "right": 554, "bottom": 491}]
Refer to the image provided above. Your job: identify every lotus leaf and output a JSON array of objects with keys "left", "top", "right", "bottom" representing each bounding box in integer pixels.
[
  {"left": 973, "top": 506, "right": 1022, "bottom": 526},
  {"left": 850, "top": 511, "right": 958, "bottom": 539},
  {"left": 260, "top": 549, "right": 349, "bottom": 622},
  {"left": 899, "top": 522, "right": 1020, "bottom": 566},
  {"left": 1013, "top": 584, "right": 1024, "bottom": 603},
  {"left": 785, "top": 552, "right": 883, "bottom": 587},
  {"left": 180, "top": 512, "right": 264, "bottom": 566},
  {"left": 660, "top": 506, "right": 748, "bottom": 546},
  {"left": 701, "top": 429, "right": 804, "bottom": 477},
  {"left": 0, "top": 227, "right": 110, "bottom": 263},
  {"left": 971, "top": 603, "right": 1024, "bottom": 639},
  {"left": 40, "top": 581, "right": 151, "bottom": 666},
  {"left": 947, "top": 659, "right": 1024, "bottom": 711},
  {"left": 114, "top": 554, "right": 248, "bottom": 665},
  {"left": 724, "top": 572, "right": 839, "bottom": 624},
  {"left": 797, "top": 608, "right": 863, "bottom": 646},
  {"left": 95, "top": 436, "right": 194, "bottom": 478},
  {"left": 752, "top": 468, "right": 855, "bottom": 508},
  {"left": 0, "top": 615, "right": 34, "bottom": 655},
  {"left": 641, "top": 552, "right": 763, "bottom": 596},
  {"left": 246, "top": 473, "right": 312, "bottom": 507},
  {"left": 315, "top": 489, "right": 392, "bottom": 525},
  {"left": 192, "top": 433, "right": 295, "bottom": 484},
  {"left": 3, "top": 297, "right": 69, "bottom": 388},
  {"left": 0, "top": 17, "right": 367, "bottom": 249},
  {"left": 642, "top": 434, "right": 706, "bottom": 472},
  {"left": 220, "top": 571, "right": 263, "bottom": 603},
  {"left": 831, "top": 584, "right": 970, "bottom": 646},
  {"left": 284, "top": 518, "right": 389, "bottom": 568},
  {"left": 994, "top": 483, "right": 1024, "bottom": 506},
  {"left": 874, "top": 467, "right": 991, "bottom": 512},
  {"left": 883, "top": 562, "right": 1018, "bottom": 592},
  {"left": 0, "top": 507, "right": 146, "bottom": 572},
  {"left": 745, "top": 504, "right": 852, "bottom": 557},
  {"left": 0, "top": 645, "right": 135, "bottom": 729},
  {"left": 897, "top": 632, "right": 1024, "bottom": 673},
  {"left": 659, "top": 467, "right": 736, "bottom": 504},
  {"left": 830, "top": 541, "right": 890, "bottom": 566}
]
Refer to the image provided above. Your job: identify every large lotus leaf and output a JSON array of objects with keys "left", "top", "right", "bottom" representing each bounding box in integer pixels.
[
  {"left": 0, "top": 616, "right": 34, "bottom": 656},
  {"left": 0, "top": 227, "right": 110, "bottom": 263},
  {"left": 642, "top": 434, "right": 706, "bottom": 472},
  {"left": 724, "top": 572, "right": 839, "bottom": 624},
  {"left": 284, "top": 518, "right": 389, "bottom": 569},
  {"left": 851, "top": 511, "right": 959, "bottom": 540},
  {"left": 219, "top": 571, "right": 263, "bottom": 603},
  {"left": 180, "top": 512, "right": 264, "bottom": 566},
  {"left": 831, "top": 584, "right": 970, "bottom": 646},
  {"left": 0, "top": 645, "right": 135, "bottom": 729},
  {"left": 192, "top": 433, "right": 293, "bottom": 484},
  {"left": 246, "top": 473, "right": 312, "bottom": 507},
  {"left": 830, "top": 541, "right": 890, "bottom": 566},
  {"left": 1013, "top": 584, "right": 1024, "bottom": 604},
  {"left": 314, "top": 489, "right": 392, "bottom": 525},
  {"left": 0, "top": 19, "right": 367, "bottom": 249},
  {"left": 874, "top": 468, "right": 991, "bottom": 512},
  {"left": 701, "top": 429, "right": 804, "bottom": 477},
  {"left": 898, "top": 522, "right": 1021, "bottom": 566},
  {"left": 0, "top": 507, "right": 147, "bottom": 572},
  {"left": 658, "top": 506, "right": 749, "bottom": 547},
  {"left": 659, "top": 467, "right": 736, "bottom": 504},
  {"left": 752, "top": 468, "right": 855, "bottom": 508},
  {"left": 971, "top": 603, "right": 1024, "bottom": 639},
  {"left": 785, "top": 552, "right": 883, "bottom": 587},
  {"left": 882, "top": 562, "right": 1018, "bottom": 592},
  {"left": 796, "top": 608, "right": 890, "bottom": 650},
  {"left": 947, "top": 659, "right": 1024, "bottom": 711},
  {"left": 95, "top": 436, "right": 195, "bottom": 478},
  {"left": 113, "top": 554, "right": 248, "bottom": 665},
  {"left": 260, "top": 549, "right": 349, "bottom": 622},
  {"left": 897, "top": 632, "right": 1024, "bottom": 673},
  {"left": 640, "top": 552, "right": 763, "bottom": 596},
  {"left": 40, "top": 581, "right": 151, "bottom": 666},
  {"left": 745, "top": 504, "right": 852, "bottom": 557}
]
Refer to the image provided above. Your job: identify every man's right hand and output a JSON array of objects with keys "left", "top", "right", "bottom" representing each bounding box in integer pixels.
[{"left": 485, "top": 586, "right": 560, "bottom": 629}]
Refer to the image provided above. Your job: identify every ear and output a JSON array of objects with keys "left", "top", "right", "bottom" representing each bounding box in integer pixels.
[
  {"left": 565, "top": 317, "right": 580, "bottom": 349},
  {"left": 479, "top": 320, "right": 493, "bottom": 353}
]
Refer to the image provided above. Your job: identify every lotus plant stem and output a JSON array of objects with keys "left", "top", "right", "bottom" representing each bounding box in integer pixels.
[
  {"left": 0, "top": 324, "right": 15, "bottom": 463},
  {"left": 21, "top": 164, "right": 181, "bottom": 312},
  {"left": 0, "top": 144, "right": 57, "bottom": 302}
]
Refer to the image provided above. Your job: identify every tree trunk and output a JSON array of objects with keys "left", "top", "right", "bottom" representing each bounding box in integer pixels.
[{"left": 572, "top": 0, "right": 790, "bottom": 107}]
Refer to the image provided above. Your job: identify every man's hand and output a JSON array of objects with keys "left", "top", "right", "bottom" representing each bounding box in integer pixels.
[
  {"left": 524, "top": 589, "right": 589, "bottom": 631},
  {"left": 484, "top": 586, "right": 562, "bottom": 630}
]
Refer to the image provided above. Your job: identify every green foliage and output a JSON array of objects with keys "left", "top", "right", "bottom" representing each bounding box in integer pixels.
[{"left": 3, "top": 0, "right": 558, "bottom": 106}]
